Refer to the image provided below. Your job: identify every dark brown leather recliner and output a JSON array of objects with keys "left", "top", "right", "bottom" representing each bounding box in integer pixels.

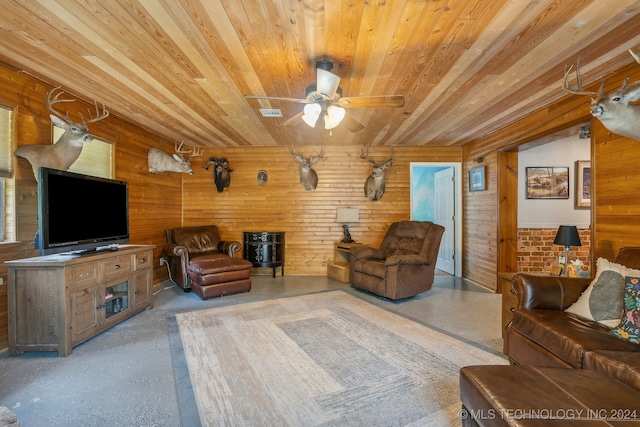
[
  {"left": 163, "top": 225, "right": 252, "bottom": 299},
  {"left": 349, "top": 220, "right": 445, "bottom": 300}
]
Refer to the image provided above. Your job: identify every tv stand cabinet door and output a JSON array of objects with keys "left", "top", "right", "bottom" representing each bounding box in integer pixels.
[
  {"left": 132, "top": 270, "right": 152, "bottom": 311},
  {"left": 70, "top": 283, "right": 102, "bottom": 348}
]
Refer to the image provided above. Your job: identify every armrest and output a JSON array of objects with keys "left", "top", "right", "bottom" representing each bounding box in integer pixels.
[
  {"left": 511, "top": 273, "right": 592, "bottom": 310},
  {"left": 162, "top": 243, "right": 190, "bottom": 287},
  {"left": 350, "top": 245, "right": 384, "bottom": 260},
  {"left": 163, "top": 243, "right": 189, "bottom": 261},
  {"left": 385, "top": 254, "right": 429, "bottom": 266},
  {"left": 219, "top": 240, "right": 241, "bottom": 257}
]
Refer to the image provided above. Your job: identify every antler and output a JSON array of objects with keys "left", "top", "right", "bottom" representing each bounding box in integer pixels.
[
  {"left": 360, "top": 145, "right": 394, "bottom": 166},
  {"left": 360, "top": 145, "right": 376, "bottom": 165},
  {"left": 45, "top": 87, "right": 76, "bottom": 125},
  {"left": 562, "top": 59, "right": 606, "bottom": 98},
  {"left": 82, "top": 99, "right": 109, "bottom": 124},
  {"left": 175, "top": 141, "right": 203, "bottom": 158},
  {"left": 381, "top": 146, "right": 395, "bottom": 167},
  {"left": 309, "top": 148, "right": 325, "bottom": 164},
  {"left": 45, "top": 86, "right": 109, "bottom": 125}
]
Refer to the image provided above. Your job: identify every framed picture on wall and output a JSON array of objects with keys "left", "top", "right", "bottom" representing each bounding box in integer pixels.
[
  {"left": 525, "top": 167, "right": 569, "bottom": 199},
  {"left": 469, "top": 166, "right": 486, "bottom": 191},
  {"left": 575, "top": 160, "right": 591, "bottom": 208}
]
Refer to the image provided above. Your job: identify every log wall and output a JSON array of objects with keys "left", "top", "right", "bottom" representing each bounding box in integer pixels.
[{"left": 181, "top": 146, "right": 462, "bottom": 275}]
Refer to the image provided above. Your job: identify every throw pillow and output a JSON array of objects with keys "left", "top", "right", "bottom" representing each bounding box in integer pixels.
[
  {"left": 610, "top": 277, "right": 640, "bottom": 344},
  {"left": 565, "top": 257, "right": 640, "bottom": 327}
]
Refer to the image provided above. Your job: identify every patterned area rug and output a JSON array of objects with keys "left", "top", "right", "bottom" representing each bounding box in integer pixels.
[{"left": 174, "top": 290, "right": 507, "bottom": 426}]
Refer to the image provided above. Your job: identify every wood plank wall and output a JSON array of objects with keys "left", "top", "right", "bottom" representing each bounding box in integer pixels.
[
  {"left": 181, "top": 146, "right": 462, "bottom": 275},
  {"left": 591, "top": 118, "right": 640, "bottom": 262}
]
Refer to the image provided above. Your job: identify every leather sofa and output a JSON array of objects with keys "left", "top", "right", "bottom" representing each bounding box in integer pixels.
[
  {"left": 349, "top": 220, "right": 444, "bottom": 300},
  {"left": 505, "top": 246, "right": 640, "bottom": 370},
  {"left": 459, "top": 247, "right": 640, "bottom": 426},
  {"left": 163, "top": 225, "right": 252, "bottom": 299}
]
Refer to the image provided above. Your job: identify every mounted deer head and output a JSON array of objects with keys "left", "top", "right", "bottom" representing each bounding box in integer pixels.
[
  {"left": 361, "top": 146, "right": 394, "bottom": 201},
  {"left": 291, "top": 146, "right": 325, "bottom": 191},
  {"left": 562, "top": 50, "right": 640, "bottom": 141},
  {"left": 14, "top": 87, "right": 109, "bottom": 180},
  {"left": 204, "top": 157, "right": 233, "bottom": 192},
  {"left": 147, "top": 141, "right": 203, "bottom": 175}
]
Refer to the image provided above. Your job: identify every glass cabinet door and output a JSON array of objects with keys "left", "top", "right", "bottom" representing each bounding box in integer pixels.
[{"left": 104, "top": 280, "right": 130, "bottom": 319}]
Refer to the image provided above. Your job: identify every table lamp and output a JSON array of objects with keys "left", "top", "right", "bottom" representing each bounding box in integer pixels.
[
  {"left": 553, "top": 225, "right": 582, "bottom": 276},
  {"left": 337, "top": 207, "right": 359, "bottom": 243}
]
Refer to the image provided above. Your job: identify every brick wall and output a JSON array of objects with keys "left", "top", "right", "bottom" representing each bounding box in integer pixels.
[{"left": 517, "top": 228, "right": 591, "bottom": 274}]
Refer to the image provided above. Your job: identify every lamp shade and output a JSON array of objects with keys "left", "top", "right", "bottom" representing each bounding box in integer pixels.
[
  {"left": 302, "top": 103, "right": 321, "bottom": 127},
  {"left": 324, "top": 105, "right": 345, "bottom": 129},
  {"left": 553, "top": 225, "right": 581, "bottom": 247},
  {"left": 337, "top": 207, "right": 359, "bottom": 223}
]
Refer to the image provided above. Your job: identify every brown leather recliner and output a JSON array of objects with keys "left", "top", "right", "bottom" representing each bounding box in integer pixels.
[
  {"left": 163, "top": 225, "right": 252, "bottom": 299},
  {"left": 349, "top": 220, "right": 445, "bottom": 300}
]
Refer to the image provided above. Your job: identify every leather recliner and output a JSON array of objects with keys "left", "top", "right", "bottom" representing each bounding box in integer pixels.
[
  {"left": 163, "top": 225, "right": 252, "bottom": 299},
  {"left": 349, "top": 220, "right": 445, "bottom": 300}
]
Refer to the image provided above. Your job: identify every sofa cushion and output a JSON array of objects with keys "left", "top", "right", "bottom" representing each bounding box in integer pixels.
[
  {"left": 511, "top": 309, "right": 640, "bottom": 368},
  {"left": 565, "top": 257, "right": 640, "bottom": 327},
  {"left": 584, "top": 350, "right": 640, "bottom": 391},
  {"left": 610, "top": 276, "right": 640, "bottom": 344},
  {"left": 173, "top": 226, "right": 221, "bottom": 254},
  {"left": 188, "top": 256, "right": 252, "bottom": 275},
  {"left": 460, "top": 365, "right": 640, "bottom": 425}
]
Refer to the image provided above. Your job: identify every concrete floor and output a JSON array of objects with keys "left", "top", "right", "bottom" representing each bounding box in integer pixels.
[{"left": 0, "top": 273, "right": 504, "bottom": 426}]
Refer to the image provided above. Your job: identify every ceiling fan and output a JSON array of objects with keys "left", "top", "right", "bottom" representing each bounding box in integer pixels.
[{"left": 245, "top": 60, "right": 405, "bottom": 133}]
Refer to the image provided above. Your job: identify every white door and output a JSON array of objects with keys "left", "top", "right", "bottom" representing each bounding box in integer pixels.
[{"left": 434, "top": 168, "right": 455, "bottom": 274}]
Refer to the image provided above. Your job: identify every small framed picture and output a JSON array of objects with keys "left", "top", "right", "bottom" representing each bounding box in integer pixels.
[
  {"left": 525, "top": 167, "right": 569, "bottom": 199},
  {"left": 469, "top": 166, "right": 485, "bottom": 192},
  {"left": 575, "top": 161, "right": 591, "bottom": 208}
]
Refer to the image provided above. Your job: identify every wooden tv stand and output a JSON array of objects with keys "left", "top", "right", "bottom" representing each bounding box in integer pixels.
[{"left": 6, "top": 245, "right": 154, "bottom": 357}]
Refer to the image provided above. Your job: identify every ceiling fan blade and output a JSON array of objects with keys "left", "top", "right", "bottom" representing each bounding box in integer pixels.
[
  {"left": 245, "top": 95, "right": 310, "bottom": 104},
  {"left": 316, "top": 69, "right": 340, "bottom": 98},
  {"left": 337, "top": 95, "right": 405, "bottom": 108},
  {"left": 279, "top": 111, "right": 304, "bottom": 127},
  {"left": 341, "top": 111, "right": 365, "bottom": 133}
]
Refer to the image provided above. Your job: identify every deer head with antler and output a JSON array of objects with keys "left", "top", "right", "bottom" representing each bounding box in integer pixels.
[
  {"left": 14, "top": 87, "right": 109, "bottom": 180},
  {"left": 291, "top": 146, "right": 325, "bottom": 191},
  {"left": 148, "top": 141, "right": 203, "bottom": 175},
  {"left": 361, "top": 145, "right": 394, "bottom": 201},
  {"left": 562, "top": 50, "right": 640, "bottom": 141}
]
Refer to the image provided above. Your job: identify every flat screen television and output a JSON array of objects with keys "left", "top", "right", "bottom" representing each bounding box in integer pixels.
[{"left": 37, "top": 167, "right": 130, "bottom": 256}]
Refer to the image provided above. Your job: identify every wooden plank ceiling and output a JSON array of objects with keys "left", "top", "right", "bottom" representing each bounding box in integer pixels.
[{"left": 0, "top": 0, "right": 638, "bottom": 148}]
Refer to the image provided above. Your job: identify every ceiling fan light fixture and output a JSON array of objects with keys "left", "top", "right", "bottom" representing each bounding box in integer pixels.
[
  {"left": 302, "top": 103, "right": 321, "bottom": 127},
  {"left": 325, "top": 105, "right": 345, "bottom": 129}
]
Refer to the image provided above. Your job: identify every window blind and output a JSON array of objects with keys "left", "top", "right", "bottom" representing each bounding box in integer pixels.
[
  {"left": 53, "top": 125, "right": 113, "bottom": 179},
  {"left": 0, "top": 105, "right": 13, "bottom": 178}
]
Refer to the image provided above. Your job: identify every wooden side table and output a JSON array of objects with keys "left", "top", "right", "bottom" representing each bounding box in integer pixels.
[{"left": 327, "top": 242, "right": 360, "bottom": 282}]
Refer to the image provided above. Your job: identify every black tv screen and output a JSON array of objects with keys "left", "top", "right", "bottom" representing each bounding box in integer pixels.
[{"left": 37, "top": 167, "right": 130, "bottom": 255}]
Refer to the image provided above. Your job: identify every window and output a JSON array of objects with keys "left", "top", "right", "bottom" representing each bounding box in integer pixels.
[
  {"left": 0, "top": 105, "right": 13, "bottom": 242},
  {"left": 53, "top": 126, "right": 113, "bottom": 178}
]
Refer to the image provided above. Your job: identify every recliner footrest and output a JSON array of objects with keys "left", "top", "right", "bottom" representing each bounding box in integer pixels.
[{"left": 191, "top": 279, "right": 251, "bottom": 300}]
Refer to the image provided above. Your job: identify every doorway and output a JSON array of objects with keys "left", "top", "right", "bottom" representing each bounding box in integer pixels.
[{"left": 410, "top": 163, "right": 462, "bottom": 277}]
